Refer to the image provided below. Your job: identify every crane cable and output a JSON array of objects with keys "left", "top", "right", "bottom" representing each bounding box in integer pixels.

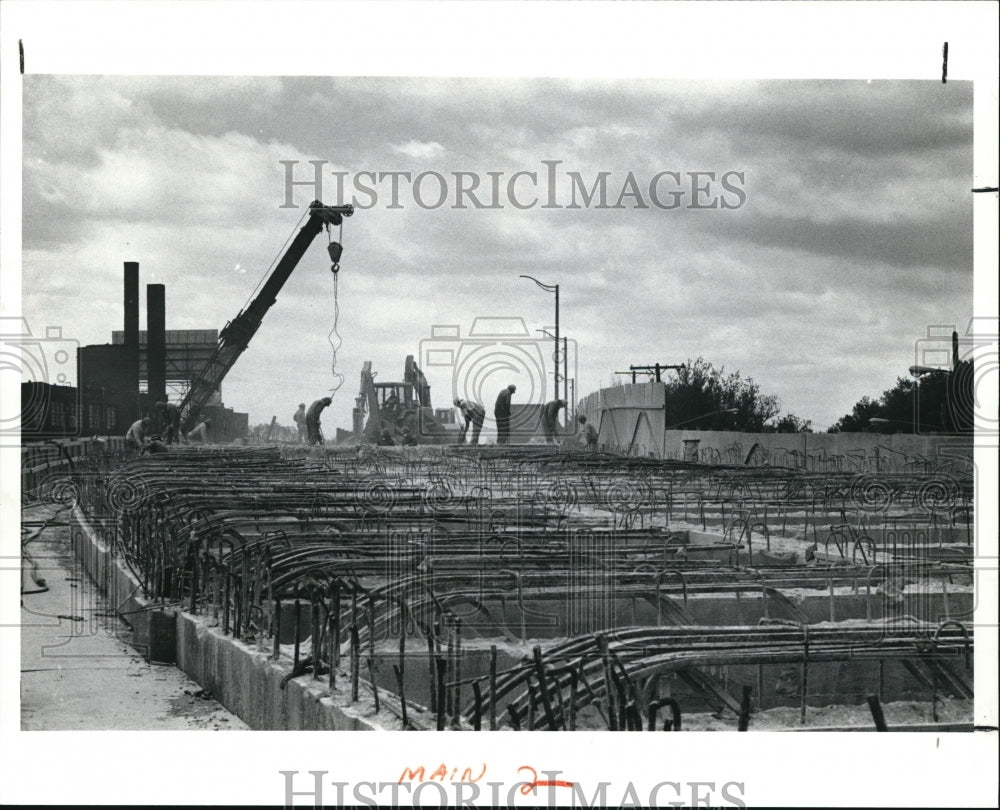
[
  {"left": 239, "top": 210, "right": 310, "bottom": 314},
  {"left": 327, "top": 220, "right": 345, "bottom": 397}
]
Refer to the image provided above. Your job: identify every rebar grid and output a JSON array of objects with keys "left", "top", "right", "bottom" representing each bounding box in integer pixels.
[{"left": 41, "top": 442, "right": 974, "bottom": 729}]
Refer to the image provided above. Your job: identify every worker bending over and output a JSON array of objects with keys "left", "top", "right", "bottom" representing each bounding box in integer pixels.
[
  {"left": 306, "top": 397, "right": 332, "bottom": 446},
  {"left": 141, "top": 434, "right": 169, "bottom": 455},
  {"left": 293, "top": 403, "right": 307, "bottom": 443},
  {"left": 541, "top": 399, "right": 565, "bottom": 444},
  {"left": 454, "top": 398, "right": 486, "bottom": 445},
  {"left": 154, "top": 401, "right": 181, "bottom": 444},
  {"left": 186, "top": 417, "right": 212, "bottom": 444},
  {"left": 125, "top": 417, "right": 152, "bottom": 450},
  {"left": 494, "top": 384, "right": 516, "bottom": 445}
]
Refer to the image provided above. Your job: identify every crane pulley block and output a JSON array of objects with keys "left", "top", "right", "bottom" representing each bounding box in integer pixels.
[{"left": 309, "top": 200, "right": 354, "bottom": 225}]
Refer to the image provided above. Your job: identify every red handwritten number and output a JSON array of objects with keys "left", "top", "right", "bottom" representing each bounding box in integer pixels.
[{"left": 517, "top": 765, "right": 574, "bottom": 795}]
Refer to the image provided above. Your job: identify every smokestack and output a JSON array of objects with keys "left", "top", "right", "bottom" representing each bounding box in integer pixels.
[
  {"left": 147, "top": 283, "right": 166, "bottom": 408},
  {"left": 124, "top": 262, "right": 140, "bottom": 421}
]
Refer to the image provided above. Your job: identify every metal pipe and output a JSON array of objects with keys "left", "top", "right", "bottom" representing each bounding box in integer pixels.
[
  {"left": 350, "top": 624, "right": 360, "bottom": 703},
  {"left": 866, "top": 693, "right": 888, "bottom": 730}
]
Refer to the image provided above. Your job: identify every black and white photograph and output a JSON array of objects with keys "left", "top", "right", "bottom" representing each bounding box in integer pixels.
[{"left": 2, "top": 2, "right": 997, "bottom": 807}]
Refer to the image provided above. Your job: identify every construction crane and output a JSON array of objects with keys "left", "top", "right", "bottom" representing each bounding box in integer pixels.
[{"left": 178, "top": 200, "right": 353, "bottom": 433}]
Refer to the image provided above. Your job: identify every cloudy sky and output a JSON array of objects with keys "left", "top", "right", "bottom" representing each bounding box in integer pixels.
[{"left": 22, "top": 76, "right": 973, "bottom": 431}]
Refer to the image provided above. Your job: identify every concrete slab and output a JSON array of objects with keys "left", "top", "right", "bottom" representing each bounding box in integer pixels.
[{"left": 20, "top": 502, "right": 248, "bottom": 731}]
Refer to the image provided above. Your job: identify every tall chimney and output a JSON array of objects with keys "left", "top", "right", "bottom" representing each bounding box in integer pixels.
[
  {"left": 147, "top": 283, "right": 166, "bottom": 408},
  {"left": 124, "top": 262, "right": 140, "bottom": 422}
]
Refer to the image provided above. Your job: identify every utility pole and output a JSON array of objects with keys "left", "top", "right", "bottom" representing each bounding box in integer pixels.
[{"left": 614, "top": 363, "right": 685, "bottom": 384}]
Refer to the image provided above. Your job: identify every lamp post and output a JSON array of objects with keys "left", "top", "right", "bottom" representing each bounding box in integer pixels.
[
  {"left": 868, "top": 417, "right": 939, "bottom": 434},
  {"left": 536, "top": 328, "right": 569, "bottom": 413},
  {"left": 520, "top": 275, "right": 559, "bottom": 402},
  {"left": 908, "top": 365, "right": 948, "bottom": 432},
  {"left": 665, "top": 407, "right": 739, "bottom": 430}
]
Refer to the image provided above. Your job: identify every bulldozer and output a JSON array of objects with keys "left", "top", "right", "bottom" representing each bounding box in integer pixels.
[{"left": 352, "top": 355, "right": 454, "bottom": 444}]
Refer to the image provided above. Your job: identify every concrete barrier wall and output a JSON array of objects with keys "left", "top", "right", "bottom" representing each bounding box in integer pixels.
[
  {"left": 578, "top": 383, "right": 974, "bottom": 469},
  {"left": 174, "top": 615, "right": 375, "bottom": 731},
  {"left": 70, "top": 506, "right": 380, "bottom": 730},
  {"left": 71, "top": 506, "right": 152, "bottom": 650}
]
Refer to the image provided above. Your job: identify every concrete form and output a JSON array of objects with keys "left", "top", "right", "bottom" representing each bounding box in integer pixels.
[{"left": 25, "top": 436, "right": 974, "bottom": 733}]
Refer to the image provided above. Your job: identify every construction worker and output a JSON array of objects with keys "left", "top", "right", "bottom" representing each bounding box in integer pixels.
[
  {"left": 186, "top": 417, "right": 212, "bottom": 444},
  {"left": 293, "top": 403, "right": 307, "bottom": 443},
  {"left": 577, "top": 413, "right": 598, "bottom": 450},
  {"left": 377, "top": 428, "right": 396, "bottom": 446},
  {"left": 541, "top": 399, "right": 565, "bottom": 444},
  {"left": 125, "top": 416, "right": 152, "bottom": 450},
  {"left": 141, "top": 434, "right": 169, "bottom": 455},
  {"left": 400, "top": 426, "right": 418, "bottom": 446},
  {"left": 154, "top": 401, "right": 181, "bottom": 445},
  {"left": 454, "top": 397, "right": 485, "bottom": 445},
  {"left": 306, "top": 397, "right": 332, "bottom": 446},
  {"left": 494, "top": 384, "right": 516, "bottom": 445}
]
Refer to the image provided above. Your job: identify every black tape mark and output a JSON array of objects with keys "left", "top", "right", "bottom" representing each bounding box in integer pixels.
[
  {"left": 20, "top": 39, "right": 25, "bottom": 74},
  {"left": 941, "top": 42, "right": 948, "bottom": 84},
  {"left": 972, "top": 187, "right": 999, "bottom": 193}
]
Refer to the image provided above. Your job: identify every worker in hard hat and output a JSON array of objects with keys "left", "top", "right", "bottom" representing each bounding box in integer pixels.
[
  {"left": 541, "top": 399, "right": 566, "bottom": 444},
  {"left": 154, "top": 400, "right": 181, "bottom": 445},
  {"left": 186, "top": 417, "right": 213, "bottom": 444},
  {"left": 494, "top": 384, "right": 516, "bottom": 445},
  {"left": 125, "top": 416, "right": 152, "bottom": 450},
  {"left": 377, "top": 428, "right": 396, "bottom": 447},
  {"left": 306, "top": 397, "right": 332, "bottom": 446},
  {"left": 293, "top": 403, "right": 307, "bottom": 443},
  {"left": 141, "top": 434, "right": 169, "bottom": 455},
  {"left": 454, "top": 397, "right": 486, "bottom": 445}
]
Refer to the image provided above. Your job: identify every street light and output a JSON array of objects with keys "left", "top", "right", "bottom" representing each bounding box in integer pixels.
[
  {"left": 536, "top": 328, "right": 569, "bottom": 412},
  {"left": 868, "top": 417, "right": 938, "bottom": 433},
  {"left": 520, "top": 275, "right": 559, "bottom": 403},
  {"left": 908, "top": 365, "right": 948, "bottom": 432},
  {"left": 666, "top": 407, "right": 738, "bottom": 430}
]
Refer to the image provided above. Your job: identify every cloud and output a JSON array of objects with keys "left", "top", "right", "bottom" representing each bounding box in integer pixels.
[
  {"left": 20, "top": 76, "right": 975, "bottom": 431},
  {"left": 710, "top": 207, "right": 972, "bottom": 272},
  {"left": 391, "top": 140, "right": 446, "bottom": 159}
]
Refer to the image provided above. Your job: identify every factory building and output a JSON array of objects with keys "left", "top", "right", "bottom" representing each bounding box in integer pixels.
[{"left": 20, "top": 262, "right": 248, "bottom": 442}]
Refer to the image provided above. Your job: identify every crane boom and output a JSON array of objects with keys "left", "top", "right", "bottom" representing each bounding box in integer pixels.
[{"left": 178, "top": 200, "right": 353, "bottom": 432}]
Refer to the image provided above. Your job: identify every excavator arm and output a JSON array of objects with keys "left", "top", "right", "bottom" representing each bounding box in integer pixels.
[{"left": 178, "top": 200, "right": 353, "bottom": 432}]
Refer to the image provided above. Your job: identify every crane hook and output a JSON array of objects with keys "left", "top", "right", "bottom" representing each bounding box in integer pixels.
[{"left": 328, "top": 241, "right": 343, "bottom": 274}]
